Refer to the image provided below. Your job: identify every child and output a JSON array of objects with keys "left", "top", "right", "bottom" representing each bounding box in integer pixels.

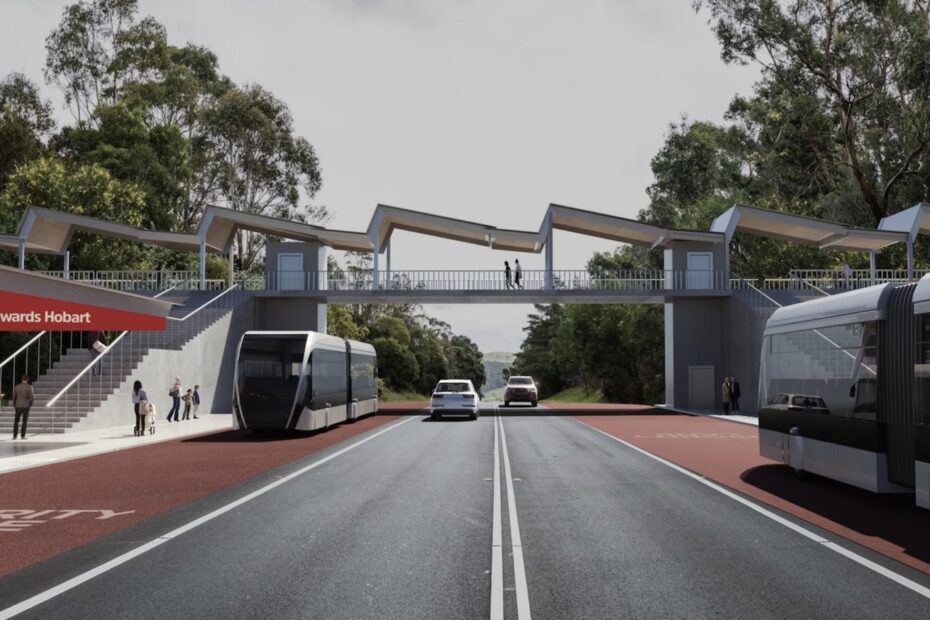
[
  {"left": 181, "top": 388, "right": 193, "bottom": 420},
  {"left": 192, "top": 385, "right": 201, "bottom": 419}
]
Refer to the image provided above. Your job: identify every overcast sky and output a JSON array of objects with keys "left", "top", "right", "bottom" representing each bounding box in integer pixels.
[{"left": 0, "top": 0, "right": 758, "bottom": 353}]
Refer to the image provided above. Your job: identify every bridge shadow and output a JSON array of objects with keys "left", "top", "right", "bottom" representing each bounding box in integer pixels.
[{"left": 740, "top": 464, "right": 930, "bottom": 567}]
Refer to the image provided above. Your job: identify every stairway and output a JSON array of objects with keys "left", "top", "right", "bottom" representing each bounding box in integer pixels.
[{"left": 0, "top": 290, "right": 244, "bottom": 435}]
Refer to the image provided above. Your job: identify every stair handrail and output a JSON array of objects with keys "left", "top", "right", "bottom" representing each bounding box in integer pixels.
[
  {"left": 166, "top": 283, "right": 241, "bottom": 322},
  {"left": 42, "top": 276, "right": 199, "bottom": 408},
  {"left": 44, "top": 330, "right": 131, "bottom": 407},
  {"left": 800, "top": 279, "right": 830, "bottom": 296},
  {"left": 743, "top": 279, "right": 782, "bottom": 308},
  {"left": 0, "top": 331, "right": 47, "bottom": 373}
]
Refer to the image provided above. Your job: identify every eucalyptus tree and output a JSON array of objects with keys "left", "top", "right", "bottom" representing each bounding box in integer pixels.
[{"left": 0, "top": 73, "right": 54, "bottom": 191}]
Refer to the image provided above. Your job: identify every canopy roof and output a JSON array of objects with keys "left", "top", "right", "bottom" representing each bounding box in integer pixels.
[
  {"left": 712, "top": 204, "right": 905, "bottom": 252},
  {"left": 879, "top": 202, "right": 930, "bottom": 240},
  {"left": 764, "top": 283, "right": 894, "bottom": 335}
]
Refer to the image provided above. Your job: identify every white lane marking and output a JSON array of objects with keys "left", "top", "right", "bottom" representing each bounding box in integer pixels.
[
  {"left": 573, "top": 419, "right": 930, "bottom": 600},
  {"left": 490, "top": 411, "right": 504, "bottom": 620},
  {"left": 0, "top": 416, "right": 417, "bottom": 620},
  {"left": 498, "top": 416, "right": 532, "bottom": 620}
]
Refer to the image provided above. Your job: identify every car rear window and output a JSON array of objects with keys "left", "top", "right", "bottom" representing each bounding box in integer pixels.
[
  {"left": 508, "top": 377, "right": 534, "bottom": 385},
  {"left": 436, "top": 382, "right": 471, "bottom": 393}
]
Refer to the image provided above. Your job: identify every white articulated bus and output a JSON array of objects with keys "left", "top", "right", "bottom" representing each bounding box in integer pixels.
[
  {"left": 233, "top": 331, "right": 377, "bottom": 431},
  {"left": 758, "top": 276, "right": 930, "bottom": 507}
]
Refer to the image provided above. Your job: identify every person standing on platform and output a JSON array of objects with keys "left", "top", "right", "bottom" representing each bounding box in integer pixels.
[
  {"left": 167, "top": 376, "right": 182, "bottom": 422},
  {"left": 132, "top": 380, "right": 148, "bottom": 435},
  {"left": 12, "top": 374, "right": 35, "bottom": 440},
  {"left": 731, "top": 377, "right": 741, "bottom": 414},
  {"left": 504, "top": 261, "right": 513, "bottom": 289},
  {"left": 181, "top": 388, "right": 193, "bottom": 420},
  {"left": 192, "top": 385, "right": 201, "bottom": 419},
  {"left": 514, "top": 259, "right": 523, "bottom": 289},
  {"left": 721, "top": 376, "right": 733, "bottom": 415}
]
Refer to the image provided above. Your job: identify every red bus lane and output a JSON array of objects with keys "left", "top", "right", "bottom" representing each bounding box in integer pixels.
[
  {"left": 575, "top": 414, "right": 930, "bottom": 577},
  {"left": 0, "top": 414, "right": 401, "bottom": 578}
]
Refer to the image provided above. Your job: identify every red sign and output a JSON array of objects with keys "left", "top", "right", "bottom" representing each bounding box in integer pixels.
[{"left": 0, "top": 292, "right": 166, "bottom": 331}]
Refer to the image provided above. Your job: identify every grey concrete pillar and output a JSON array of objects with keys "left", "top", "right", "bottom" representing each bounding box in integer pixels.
[
  {"left": 544, "top": 217, "right": 554, "bottom": 289},
  {"left": 908, "top": 236, "right": 915, "bottom": 280},
  {"left": 18, "top": 238, "right": 25, "bottom": 270},
  {"left": 63, "top": 250, "right": 70, "bottom": 280},
  {"left": 227, "top": 245, "right": 234, "bottom": 289},
  {"left": 199, "top": 236, "right": 207, "bottom": 291},
  {"left": 385, "top": 240, "right": 391, "bottom": 289},
  {"left": 371, "top": 238, "right": 380, "bottom": 290},
  {"left": 869, "top": 251, "right": 876, "bottom": 286}
]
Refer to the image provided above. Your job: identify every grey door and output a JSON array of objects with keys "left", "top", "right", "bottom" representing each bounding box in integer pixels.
[{"left": 688, "top": 365, "right": 715, "bottom": 409}]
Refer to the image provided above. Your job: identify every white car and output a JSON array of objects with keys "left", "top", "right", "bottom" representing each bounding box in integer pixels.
[{"left": 430, "top": 380, "right": 479, "bottom": 420}]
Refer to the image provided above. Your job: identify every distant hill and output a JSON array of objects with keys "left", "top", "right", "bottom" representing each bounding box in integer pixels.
[{"left": 481, "top": 352, "right": 516, "bottom": 393}]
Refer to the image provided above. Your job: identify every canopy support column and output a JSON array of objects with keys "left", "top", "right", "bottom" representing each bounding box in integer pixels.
[
  {"left": 63, "top": 250, "right": 70, "bottom": 281},
  {"left": 544, "top": 212, "right": 554, "bottom": 289},
  {"left": 199, "top": 236, "right": 206, "bottom": 291},
  {"left": 869, "top": 251, "right": 876, "bottom": 286},
  {"left": 385, "top": 240, "right": 391, "bottom": 289},
  {"left": 227, "top": 244, "right": 235, "bottom": 289},
  {"left": 908, "top": 236, "right": 915, "bottom": 280},
  {"left": 371, "top": 237, "right": 380, "bottom": 290},
  {"left": 18, "top": 238, "right": 25, "bottom": 270}
]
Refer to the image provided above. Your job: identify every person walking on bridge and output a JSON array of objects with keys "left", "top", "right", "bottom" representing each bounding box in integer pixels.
[
  {"left": 514, "top": 259, "right": 523, "bottom": 289},
  {"left": 12, "top": 374, "right": 35, "bottom": 440},
  {"left": 504, "top": 261, "right": 513, "bottom": 289}
]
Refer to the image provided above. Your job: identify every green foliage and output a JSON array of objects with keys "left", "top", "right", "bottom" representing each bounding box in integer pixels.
[
  {"left": 327, "top": 305, "right": 369, "bottom": 341},
  {"left": 446, "top": 335, "right": 486, "bottom": 393},
  {"left": 372, "top": 337, "right": 420, "bottom": 390},
  {"left": 0, "top": 157, "right": 147, "bottom": 269},
  {"left": 0, "top": 73, "right": 54, "bottom": 192}
]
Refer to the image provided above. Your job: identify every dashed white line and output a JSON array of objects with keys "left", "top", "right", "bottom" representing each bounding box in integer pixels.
[
  {"left": 573, "top": 418, "right": 930, "bottom": 602},
  {"left": 0, "top": 416, "right": 416, "bottom": 620}
]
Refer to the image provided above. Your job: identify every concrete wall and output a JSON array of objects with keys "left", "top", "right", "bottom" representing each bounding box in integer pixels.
[
  {"left": 71, "top": 296, "right": 256, "bottom": 432},
  {"left": 253, "top": 297, "right": 326, "bottom": 333},
  {"left": 264, "top": 241, "right": 327, "bottom": 286},
  {"left": 663, "top": 240, "right": 727, "bottom": 281},
  {"left": 722, "top": 291, "right": 774, "bottom": 414},
  {"left": 664, "top": 298, "right": 726, "bottom": 409}
]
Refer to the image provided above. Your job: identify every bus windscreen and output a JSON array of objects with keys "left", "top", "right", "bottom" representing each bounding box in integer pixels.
[{"left": 237, "top": 335, "right": 307, "bottom": 427}]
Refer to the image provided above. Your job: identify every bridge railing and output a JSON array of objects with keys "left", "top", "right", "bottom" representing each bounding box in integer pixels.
[
  {"left": 253, "top": 269, "right": 731, "bottom": 292},
  {"left": 787, "top": 269, "right": 930, "bottom": 291},
  {"left": 34, "top": 270, "right": 226, "bottom": 292}
]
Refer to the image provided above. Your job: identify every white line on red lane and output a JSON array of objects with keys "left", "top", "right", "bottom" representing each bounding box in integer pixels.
[
  {"left": 0, "top": 416, "right": 416, "bottom": 620},
  {"left": 573, "top": 418, "right": 930, "bottom": 602}
]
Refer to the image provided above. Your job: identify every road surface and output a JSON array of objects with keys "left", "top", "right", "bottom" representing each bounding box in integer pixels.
[{"left": 3, "top": 411, "right": 930, "bottom": 619}]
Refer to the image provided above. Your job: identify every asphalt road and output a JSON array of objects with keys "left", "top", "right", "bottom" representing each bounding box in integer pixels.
[{"left": 4, "top": 413, "right": 930, "bottom": 619}]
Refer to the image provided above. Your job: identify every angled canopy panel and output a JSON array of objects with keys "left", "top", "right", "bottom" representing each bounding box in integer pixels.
[
  {"left": 712, "top": 204, "right": 904, "bottom": 252},
  {"left": 368, "top": 204, "right": 543, "bottom": 252},
  {"left": 198, "top": 205, "right": 372, "bottom": 253},
  {"left": 549, "top": 203, "right": 724, "bottom": 247}
]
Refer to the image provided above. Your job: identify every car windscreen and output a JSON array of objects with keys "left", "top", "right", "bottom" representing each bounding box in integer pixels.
[
  {"left": 508, "top": 377, "right": 534, "bottom": 385},
  {"left": 436, "top": 382, "right": 471, "bottom": 393}
]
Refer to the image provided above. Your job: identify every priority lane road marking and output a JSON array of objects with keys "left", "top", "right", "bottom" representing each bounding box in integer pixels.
[{"left": 0, "top": 416, "right": 416, "bottom": 620}]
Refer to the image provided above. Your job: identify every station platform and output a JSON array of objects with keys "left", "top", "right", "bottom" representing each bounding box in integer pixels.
[{"left": 0, "top": 415, "right": 232, "bottom": 475}]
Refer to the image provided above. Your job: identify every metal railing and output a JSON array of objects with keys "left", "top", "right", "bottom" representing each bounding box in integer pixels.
[
  {"left": 42, "top": 284, "right": 246, "bottom": 432},
  {"left": 256, "top": 269, "right": 732, "bottom": 293},
  {"left": 35, "top": 270, "right": 226, "bottom": 292},
  {"left": 788, "top": 269, "right": 930, "bottom": 291}
]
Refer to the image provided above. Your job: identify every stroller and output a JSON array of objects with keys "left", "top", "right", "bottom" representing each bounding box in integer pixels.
[{"left": 136, "top": 400, "right": 157, "bottom": 436}]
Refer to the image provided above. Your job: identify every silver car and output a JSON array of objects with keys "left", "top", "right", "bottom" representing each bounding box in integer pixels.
[{"left": 430, "top": 380, "right": 479, "bottom": 420}]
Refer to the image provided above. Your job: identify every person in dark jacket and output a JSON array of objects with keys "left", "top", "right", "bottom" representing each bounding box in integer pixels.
[
  {"left": 132, "top": 380, "right": 148, "bottom": 435},
  {"left": 721, "top": 377, "right": 733, "bottom": 415},
  {"left": 731, "top": 377, "right": 741, "bottom": 413},
  {"left": 12, "top": 374, "right": 35, "bottom": 439}
]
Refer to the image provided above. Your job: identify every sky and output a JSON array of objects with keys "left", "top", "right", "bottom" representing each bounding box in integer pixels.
[{"left": 0, "top": 0, "right": 758, "bottom": 353}]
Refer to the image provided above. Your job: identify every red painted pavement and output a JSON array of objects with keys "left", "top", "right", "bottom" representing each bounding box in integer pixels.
[
  {"left": 0, "top": 415, "right": 398, "bottom": 578},
  {"left": 576, "top": 414, "right": 930, "bottom": 576}
]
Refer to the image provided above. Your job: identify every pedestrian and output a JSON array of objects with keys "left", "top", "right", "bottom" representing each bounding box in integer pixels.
[
  {"left": 132, "top": 380, "right": 148, "bottom": 435},
  {"left": 731, "top": 377, "right": 741, "bottom": 413},
  {"left": 12, "top": 374, "right": 35, "bottom": 440},
  {"left": 89, "top": 331, "right": 107, "bottom": 376},
  {"left": 721, "top": 376, "right": 733, "bottom": 415},
  {"left": 182, "top": 389, "right": 193, "bottom": 420},
  {"left": 192, "top": 385, "right": 201, "bottom": 419},
  {"left": 842, "top": 261, "right": 852, "bottom": 289},
  {"left": 167, "top": 376, "right": 182, "bottom": 422},
  {"left": 514, "top": 259, "right": 523, "bottom": 289},
  {"left": 504, "top": 261, "right": 513, "bottom": 289}
]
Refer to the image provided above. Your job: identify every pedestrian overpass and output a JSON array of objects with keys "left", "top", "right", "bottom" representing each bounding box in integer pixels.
[{"left": 3, "top": 200, "right": 930, "bottom": 434}]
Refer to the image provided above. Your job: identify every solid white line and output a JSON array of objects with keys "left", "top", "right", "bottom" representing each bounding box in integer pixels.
[
  {"left": 499, "top": 416, "right": 532, "bottom": 620},
  {"left": 490, "top": 411, "right": 504, "bottom": 620},
  {"left": 572, "top": 418, "right": 930, "bottom": 601},
  {"left": 0, "top": 416, "right": 416, "bottom": 620}
]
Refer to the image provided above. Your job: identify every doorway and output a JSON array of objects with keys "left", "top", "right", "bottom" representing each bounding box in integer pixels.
[
  {"left": 686, "top": 252, "right": 713, "bottom": 289},
  {"left": 688, "top": 365, "right": 715, "bottom": 409},
  {"left": 277, "top": 253, "right": 304, "bottom": 291}
]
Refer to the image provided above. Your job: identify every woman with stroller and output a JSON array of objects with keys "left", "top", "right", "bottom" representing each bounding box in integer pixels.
[{"left": 132, "top": 380, "right": 148, "bottom": 436}]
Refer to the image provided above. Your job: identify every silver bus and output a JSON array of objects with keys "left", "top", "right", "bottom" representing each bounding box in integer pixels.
[{"left": 234, "top": 331, "right": 377, "bottom": 431}]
